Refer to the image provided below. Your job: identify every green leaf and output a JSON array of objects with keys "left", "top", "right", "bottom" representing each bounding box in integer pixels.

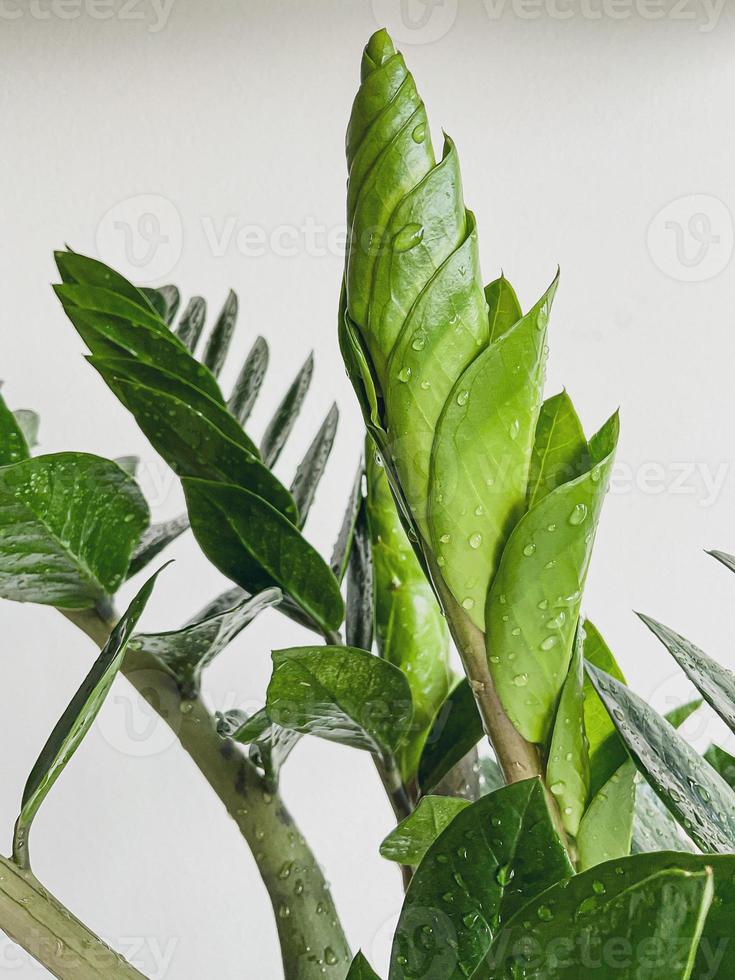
[
  {"left": 230, "top": 707, "right": 300, "bottom": 785},
  {"left": 389, "top": 779, "right": 573, "bottom": 980},
  {"left": 581, "top": 619, "right": 627, "bottom": 797},
  {"left": 0, "top": 453, "right": 148, "bottom": 608},
  {"left": 486, "top": 411, "right": 619, "bottom": 743},
  {"left": 108, "top": 378, "right": 296, "bottom": 521},
  {"left": 632, "top": 780, "right": 697, "bottom": 854},
  {"left": 227, "top": 336, "right": 269, "bottom": 425},
  {"left": 379, "top": 796, "right": 470, "bottom": 866},
  {"left": 260, "top": 353, "right": 314, "bottom": 467},
  {"left": 367, "top": 445, "right": 453, "bottom": 779},
  {"left": 428, "top": 276, "right": 556, "bottom": 629},
  {"left": 90, "top": 355, "right": 257, "bottom": 455},
  {"left": 266, "top": 646, "right": 412, "bottom": 756},
  {"left": 142, "top": 284, "right": 180, "bottom": 325},
  {"left": 638, "top": 613, "right": 735, "bottom": 736},
  {"left": 115, "top": 455, "right": 139, "bottom": 477},
  {"left": 126, "top": 514, "right": 190, "bottom": 579},
  {"left": 576, "top": 758, "right": 638, "bottom": 871},
  {"left": 418, "top": 679, "right": 483, "bottom": 794},
  {"left": 14, "top": 566, "right": 164, "bottom": 864},
  {"left": 665, "top": 697, "right": 704, "bottom": 730},
  {"left": 526, "top": 389, "right": 588, "bottom": 510},
  {"left": 707, "top": 547, "right": 735, "bottom": 575},
  {"left": 175, "top": 296, "right": 207, "bottom": 351},
  {"left": 346, "top": 500, "right": 373, "bottom": 651},
  {"left": 202, "top": 290, "right": 237, "bottom": 377},
  {"left": 130, "top": 589, "right": 280, "bottom": 697},
  {"left": 13, "top": 410, "right": 40, "bottom": 449},
  {"left": 183, "top": 477, "right": 343, "bottom": 634},
  {"left": 546, "top": 634, "right": 589, "bottom": 836},
  {"left": 54, "top": 249, "right": 154, "bottom": 310},
  {"left": 485, "top": 275, "right": 522, "bottom": 344},
  {"left": 587, "top": 664, "right": 735, "bottom": 853},
  {"left": 346, "top": 952, "right": 382, "bottom": 980},
  {"left": 0, "top": 391, "right": 30, "bottom": 465},
  {"left": 290, "top": 403, "right": 339, "bottom": 526},
  {"left": 55, "top": 280, "right": 223, "bottom": 404},
  {"left": 704, "top": 743, "right": 735, "bottom": 790},
  {"left": 486, "top": 854, "right": 714, "bottom": 979},
  {"left": 330, "top": 464, "right": 364, "bottom": 583}
]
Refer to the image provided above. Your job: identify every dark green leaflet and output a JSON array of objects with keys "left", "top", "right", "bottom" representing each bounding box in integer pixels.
[
  {"left": 175, "top": 296, "right": 207, "bottom": 351},
  {"left": 417, "top": 679, "right": 483, "bottom": 795},
  {"left": 0, "top": 390, "right": 30, "bottom": 465},
  {"left": 345, "top": 499, "right": 373, "bottom": 651},
  {"left": 227, "top": 335, "right": 269, "bottom": 425},
  {"left": 126, "top": 514, "right": 190, "bottom": 579},
  {"left": 389, "top": 780, "right": 572, "bottom": 980},
  {"left": 14, "top": 567, "right": 164, "bottom": 865},
  {"left": 260, "top": 353, "right": 314, "bottom": 468},
  {"left": 202, "top": 289, "right": 237, "bottom": 377},
  {"left": 0, "top": 453, "right": 148, "bottom": 608},
  {"left": 379, "top": 796, "right": 470, "bottom": 866},
  {"left": 54, "top": 249, "right": 154, "bottom": 310},
  {"left": 267, "top": 646, "right": 412, "bottom": 756},
  {"left": 346, "top": 952, "right": 382, "bottom": 980},
  {"left": 141, "top": 284, "right": 180, "bottom": 324},
  {"left": 290, "top": 403, "right": 339, "bottom": 526},
  {"left": 329, "top": 464, "right": 364, "bottom": 583},
  {"left": 183, "top": 477, "right": 343, "bottom": 634},
  {"left": 130, "top": 589, "right": 280, "bottom": 697}
]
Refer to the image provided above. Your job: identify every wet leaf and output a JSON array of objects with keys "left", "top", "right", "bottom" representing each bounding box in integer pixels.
[
  {"left": 260, "top": 353, "right": 314, "bottom": 467},
  {"left": 202, "top": 290, "right": 237, "bottom": 377},
  {"left": 175, "top": 296, "right": 207, "bottom": 352},
  {"left": 526, "top": 389, "right": 588, "bottom": 510},
  {"left": 379, "top": 796, "right": 470, "bottom": 866},
  {"left": 418, "top": 679, "right": 483, "bottom": 795},
  {"left": 546, "top": 634, "right": 589, "bottom": 836},
  {"left": 126, "top": 514, "right": 190, "bottom": 579},
  {"left": 0, "top": 391, "right": 30, "bottom": 465},
  {"left": 290, "top": 403, "right": 339, "bottom": 526},
  {"left": 227, "top": 336, "right": 269, "bottom": 425}
]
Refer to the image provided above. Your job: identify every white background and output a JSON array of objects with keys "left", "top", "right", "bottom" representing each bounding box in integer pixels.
[{"left": 3, "top": 0, "right": 735, "bottom": 976}]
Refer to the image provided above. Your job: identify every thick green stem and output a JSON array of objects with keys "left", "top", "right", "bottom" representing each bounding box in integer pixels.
[
  {"left": 61, "top": 609, "right": 351, "bottom": 980},
  {"left": 0, "top": 854, "right": 147, "bottom": 979}
]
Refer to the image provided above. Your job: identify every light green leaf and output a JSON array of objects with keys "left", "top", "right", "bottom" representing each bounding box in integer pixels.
[
  {"left": 267, "top": 646, "right": 413, "bottom": 756},
  {"left": 183, "top": 477, "right": 343, "bottom": 634},
  {"left": 577, "top": 758, "right": 638, "bottom": 871},
  {"left": 0, "top": 391, "right": 30, "bottom": 465},
  {"left": 108, "top": 378, "right": 296, "bottom": 521},
  {"left": 14, "top": 566, "right": 164, "bottom": 865},
  {"left": 417, "top": 679, "right": 483, "bottom": 794},
  {"left": 367, "top": 445, "right": 452, "bottom": 779},
  {"left": 202, "top": 290, "right": 237, "bottom": 377},
  {"left": 175, "top": 296, "right": 207, "bottom": 351},
  {"left": 486, "top": 855, "right": 714, "bottom": 979},
  {"left": 379, "top": 795, "right": 469, "bottom": 866},
  {"left": 0, "top": 453, "right": 148, "bottom": 608},
  {"left": 526, "top": 389, "right": 588, "bottom": 509},
  {"left": 130, "top": 589, "right": 280, "bottom": 697},
  {"left": 581, "top": 619, "right": 627, "bottom": 797},
  {"left": 428, "top": 276, "right": 556, "bottom": 629},
  {"left": 227, "top": 336, "right": 269, "bottom": 425},
  {"left": 638, "top": 612, "right": 735, "bottom": 735},
  {"left": 546, "top": 634, "right": 589, "bottom": 836},
  {"left": 486, "top": 411, "right": 619, "bottom": 743},
  {"left": 485, "top": 275, "right": 522, "bottom": 344},
  {"left": 389, "top": 779, "right": 572, "bottom": 980},
  {"left": 290, "top": 403, "right": 339, "bottom": 526},
  {"left": 260, "top": 353, "right": 314, "bottom": 467},
  {"left": 587, "top": 664, "right": 735, "bottom": 853}
]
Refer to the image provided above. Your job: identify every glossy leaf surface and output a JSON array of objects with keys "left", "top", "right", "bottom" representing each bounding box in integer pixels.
[
  {"left": 546, "top": 635, "right": 589, "bottom": 836},
  {"left": 0, "top": 391, "right": 30, "bottom": 465},
  {"left": 417, "top": 679, "right": 483, "bottom": 794},
  {"left": 379, "top": 795, "right": 469, "bottom": 866},
  {"left": 260, "top": 353, "right": 314, "bottom": 467},
  {"left": 290, "top": 403, "right": 339, "bottom": 526},
  {"left": 0, "top": 453, "right": 148, "bottom": 608},
  {"left": 227, "top": 336, "right": 269, "bottom": 425}
]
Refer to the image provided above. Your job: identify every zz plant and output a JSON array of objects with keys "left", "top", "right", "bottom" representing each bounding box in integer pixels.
[{"left": 2, "top": 27, "right": 735, "bottom": 980}]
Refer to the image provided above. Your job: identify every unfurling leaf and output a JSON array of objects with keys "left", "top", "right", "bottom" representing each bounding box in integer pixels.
[
  {"left": 0, "top": 453, "right": 148, "bottom": 608},
  {"left": 366, "top": 444, "right": 452, "bottom": 779},
  {"left": 486, "top": 410, "right": 619, "bottom": 743},
  {"left": 267, "top": 646, "right": 412, "bottom": 756},
  {"left": 14, "top": 566, "right": 164, "bottom": 866}
]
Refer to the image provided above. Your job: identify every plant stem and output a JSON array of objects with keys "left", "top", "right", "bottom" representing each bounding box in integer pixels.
[
  {"left": 0, "top": 854, "right": 147, "bottom": 979},
  {"left": 61, "top": 609, "right": 351, "bottom": 980}
]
